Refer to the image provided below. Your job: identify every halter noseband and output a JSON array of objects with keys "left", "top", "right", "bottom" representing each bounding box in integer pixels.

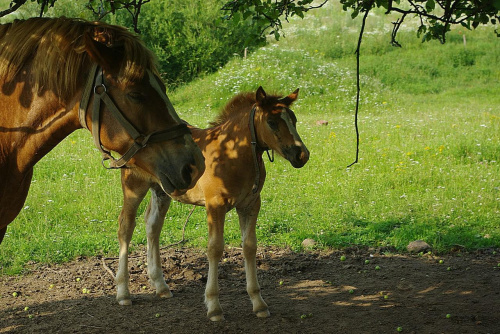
[{"left": 78, "top": 64, "right": 190, "bottom": 169}]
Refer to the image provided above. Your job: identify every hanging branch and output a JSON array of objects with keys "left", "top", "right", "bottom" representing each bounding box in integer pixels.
[
  {"left": 39, "top": 0, "right": 48, "bottom": 17},
  {"left": 347, "top": 6, "right": 371, "bottom": 168},
  {"left": 0, "top": 0, "right": 27, "bottom": 18},
  {"left": 87, "top": 0, "right": 150, "bottom": 33},
  {"left": 391, "top": 13, "right": 406, "bottom": 47},
  {"left": 222, "top": 0, "right": 329, "bottom": 40}
]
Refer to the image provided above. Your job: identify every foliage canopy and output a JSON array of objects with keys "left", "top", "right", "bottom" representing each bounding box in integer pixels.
[
  {"left": 221, "top": 0, "right": 499, "bottom": 45},
  {"left": 3, "top": 0, "right": 499, "bottom": 45}
]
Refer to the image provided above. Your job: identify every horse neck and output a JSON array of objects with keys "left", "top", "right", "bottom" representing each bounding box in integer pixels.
[
  {"left": 219, "top": 107, "right": 264, "bottom": 148},
  {"left": 0, "top": 84, "right": 81, "bottom": 173}
]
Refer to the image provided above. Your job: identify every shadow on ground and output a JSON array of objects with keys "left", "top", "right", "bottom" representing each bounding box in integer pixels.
[{"left": 1, "top": 247, "right": 499, "bottom": 333}]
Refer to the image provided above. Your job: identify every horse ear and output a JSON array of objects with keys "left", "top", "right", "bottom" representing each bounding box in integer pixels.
[
  {"left": 279, "top": 88, "right": 299, "bottom": 106},
  {"left": 93, "top": 26, "right": 115, "bottom": 47},
  {"left": 84, "top": 26, "right": 122, "bottom": 72},
  {"left": 256, "top": 86, "right": 267, "bottom": 104}
]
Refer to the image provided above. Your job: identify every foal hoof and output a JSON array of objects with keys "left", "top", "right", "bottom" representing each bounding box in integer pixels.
[
  {"left": 256, "top": 309, "right": 270, "bottom": 318},
  {"left": 118, "top": 299, "right": 132, "bottom": 306},
  {"left": 209, "top": 314, "right": 225, "bottom": 322},
  {"left": 207, "top": 310, "right": 225, "bottom": 322},
  {"left": 156, "top": 290, "right": 173, "bottom": 299}
]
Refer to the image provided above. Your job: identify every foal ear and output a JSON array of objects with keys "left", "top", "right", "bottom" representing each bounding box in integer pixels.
[
  {"left": 84, "top": 26, "right": 122, "bottom": 72},
  {"left": 256, "top": 86, "right": 267, "bottom": 104},
  {"left": 279, "top": 88, "right": 300, "bottom": 106}
]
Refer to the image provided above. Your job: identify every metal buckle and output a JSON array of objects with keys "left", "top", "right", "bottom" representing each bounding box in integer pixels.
[{"left": 94, "top": 84, "right": 107, "bottom": 95}]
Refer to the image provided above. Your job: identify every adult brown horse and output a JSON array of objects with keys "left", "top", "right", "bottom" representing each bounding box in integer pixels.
[
  {"left": 115, "top": 86, "right": 309, "bottom": 321},
  {"left": 0, "top": 18, "right": 204, "bottom": 244}
]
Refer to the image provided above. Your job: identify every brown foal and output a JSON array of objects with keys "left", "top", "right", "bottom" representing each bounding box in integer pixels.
[{"left": 115, "top": 86, "right": 309, "bottom": 321}]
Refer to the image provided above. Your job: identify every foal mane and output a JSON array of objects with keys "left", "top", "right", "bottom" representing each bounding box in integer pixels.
[
  {"left": 210, "top": 91, "right": 284, "bottom": 127},
  {"left": 0, "top": 17, "right": 157, "bottom": 100}
]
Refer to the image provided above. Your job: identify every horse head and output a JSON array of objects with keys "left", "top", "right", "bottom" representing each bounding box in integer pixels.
[
  {"left": 254, "top": 86, "right": 309, "bottom": 168},
  {"left": 81, "top": 23, "right": 205, "bottom": 195}
]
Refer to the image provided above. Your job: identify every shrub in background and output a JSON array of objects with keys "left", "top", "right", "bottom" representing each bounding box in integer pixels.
[{"left": 111, "top": 0, "right": 263, "bottom": 88}]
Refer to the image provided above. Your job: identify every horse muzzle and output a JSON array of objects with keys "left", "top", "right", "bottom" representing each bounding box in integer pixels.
[
  {"left": 283, "top": 144, "right": 310, "bottom": 168},
  {"left": 158, "top": 142, "right": 205, "bottom": 196}
]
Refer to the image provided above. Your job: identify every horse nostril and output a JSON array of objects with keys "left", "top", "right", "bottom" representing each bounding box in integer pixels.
[
  {"left": 181, "top": 164, "right": 192, "bottom": 185},
  {"left": 296, "top": 147, "right": 309, "bottom": 166},
  {"left": 303, "top": 150, "right": 310, "bottom": 162},
  {"left": 296, "top": 151, "right": 302, "bottom": 162}
]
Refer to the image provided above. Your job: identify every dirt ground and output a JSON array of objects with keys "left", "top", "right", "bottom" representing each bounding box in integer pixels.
[{"left": 1, "top": 246, "right": 499, "bottom": 334}]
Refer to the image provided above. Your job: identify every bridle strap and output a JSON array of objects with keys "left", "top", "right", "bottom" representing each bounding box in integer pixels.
[
  {"left": 249, "top": 105, "right": 274, "bottom": 194},
  {"left": 147, "top": 124, "right": 192, "bottom": 143},
  {"left": 78, "top": 63, "right": 98, "bottom": 130},
  {"left": 79, "top": 65, "right": 190, "bottom": 169},
  {"left": 249, "top": 105, "right": 260, "bottom": 193}
]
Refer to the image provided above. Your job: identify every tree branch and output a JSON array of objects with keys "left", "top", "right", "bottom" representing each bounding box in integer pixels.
[
  {"left": 391, "top": 13, "right": 406, "bottom": 47},
  {"left": 86, "top": 0, "right": 149, "bottom": 33},
  {"left": 347, "top": 5, "right": 371, "bottom": 168},
  {"left": 0, "top": 0, "right": 27, "bottom": 18}
]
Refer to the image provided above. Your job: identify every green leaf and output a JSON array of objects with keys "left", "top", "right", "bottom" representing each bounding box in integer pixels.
[
  {"left": 460, "top": 21, "right": 471, "bottom": 29},
  {"left": 351, "top": 8, "right": 359, "bottom": 19},
  {"left": 242, "top": 10, "right": 252, "bottom": 20},
  {"left": 232, "top": 11, "right": 242, "bottom": 24},
  {"left": 294, "top": 8, "right": 305, "bottom": 18},
  {"left": 417, "top": 24, "right": 427, "bottom": 37},
  {"left": 425, "top": 0, "right": 435, "bottom": 12}
]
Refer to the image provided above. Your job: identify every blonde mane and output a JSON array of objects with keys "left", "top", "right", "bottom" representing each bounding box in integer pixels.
[{"left": 0, "top": 17, "right": 158, "bottom": 100}]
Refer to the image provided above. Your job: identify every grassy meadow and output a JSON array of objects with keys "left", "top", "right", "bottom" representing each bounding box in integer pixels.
[{"left": 1, "top": 3, "right": 499, "bottom": 275}]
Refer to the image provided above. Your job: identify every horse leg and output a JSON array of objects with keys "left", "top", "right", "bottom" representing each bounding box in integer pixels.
[
  {"left": 205, "top": 203, "right": 226, "bottom": 321},
  {"left": 145, "top": 183, "right": 173, "bottom": 298},
  {"left": 236, "top": 197, "right": 270, "bottom": 318},
  {"left": 116, "top": 169, "right": 150, "bottom": 306},
  {"left": 0, "top": 226, "right": 6, "bottom": 244}
]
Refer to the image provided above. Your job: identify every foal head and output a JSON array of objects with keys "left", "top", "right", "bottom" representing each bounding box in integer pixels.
[{"left": 254, "top": 86, "right": 309, "bottom": 168}]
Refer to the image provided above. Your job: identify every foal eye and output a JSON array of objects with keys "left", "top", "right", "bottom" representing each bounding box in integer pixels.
[
  {"left": 267, "top": 120, "right": 279, "bottom": 130},
  {"left": 127, "top": 91, "right": 146, "bottom": 102}
]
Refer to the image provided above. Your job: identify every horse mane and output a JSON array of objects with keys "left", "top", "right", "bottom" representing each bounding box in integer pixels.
[
  {"left": 0, "top": 17, "right": 157, "bottom": 101},
  {"left": 210, "top": 91, "right": 284, "bottom": 127}
]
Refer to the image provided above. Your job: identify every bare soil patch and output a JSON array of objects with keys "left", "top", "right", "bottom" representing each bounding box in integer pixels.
[{"left": 1, "top": 247, "right": 499, "bottom": 333}]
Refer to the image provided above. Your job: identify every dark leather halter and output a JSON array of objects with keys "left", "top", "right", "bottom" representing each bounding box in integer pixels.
[
  {"left": 78, "top": 64, "right": 190, "bottom": 169},
  {"left": 249, "top": 105, "right": 274, "bottom": 194}
]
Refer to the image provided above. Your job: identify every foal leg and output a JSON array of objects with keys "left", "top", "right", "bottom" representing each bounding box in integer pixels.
[
  {"left": 116, "top": 169, "right": 150, "bottom": 306},
  {"left": 144, "top": 183, "right": 173, "bottom": 298},
  {"left": 236, "top": 197, "right": 270, "bottom": 318},
  {"left": 205, "top": 203, "right": 226, "bottom": 321}
]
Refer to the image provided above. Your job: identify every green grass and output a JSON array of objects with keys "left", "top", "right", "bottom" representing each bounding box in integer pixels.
[{"left": 1, "top": 3, "right": 499, "bottom": 275}]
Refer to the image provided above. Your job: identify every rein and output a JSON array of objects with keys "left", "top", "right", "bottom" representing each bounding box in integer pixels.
[
  {"left": 78, "top": 64, "right": 190, "bottom": 169},
  {"left": 249, "top": 105, "right": 274, "bottom": 194}
]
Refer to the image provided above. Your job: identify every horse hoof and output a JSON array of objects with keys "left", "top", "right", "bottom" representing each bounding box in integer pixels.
[
  {"left": 209, "top": 314, "right": 225, "bottom": 322},
  {"left": 256, "top": 309, "right": 270, "bottom": 318},
  {"left": 157, "top": 290, "right": 173, "bottom": 299},
  {"left": 118, "top": 299, "right": 132, "bottom": 306}
]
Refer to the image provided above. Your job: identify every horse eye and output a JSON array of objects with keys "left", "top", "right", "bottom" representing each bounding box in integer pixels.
[
  {"left": 267, "top": 119, "right": 279, "bottom": 130},
  {"left": 127, "top": 91, "right": 146, "bottom": 102}
]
